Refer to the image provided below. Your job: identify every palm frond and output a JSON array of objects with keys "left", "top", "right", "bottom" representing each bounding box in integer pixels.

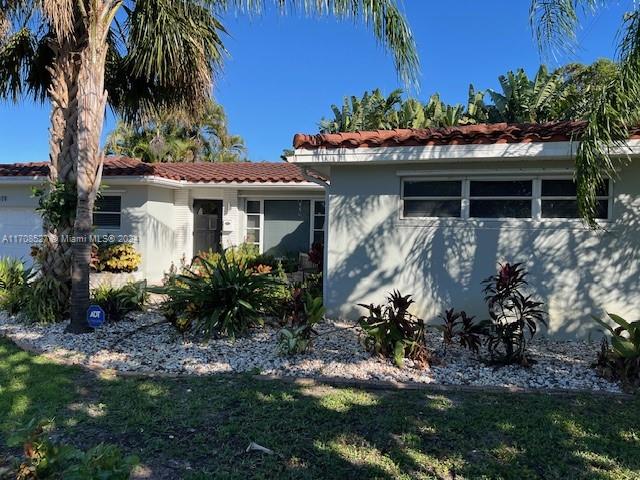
[
  {"left": 40, "top": 0, "right": 74, "bottom": 40},
  {"left": 0, "top": 27, "right": 36, "bottom": 101},
  {"left": 219, "top": 0, "right": 418, "bottom": 86},
  {"left": 116, "top": 0, "right": 227, "bottom": 121},
  {"left": 529, "top": 0, "right": 603, "bottom": 55},
  {"left": 572, "top": 7, "right": 640, "bottom": 225}
]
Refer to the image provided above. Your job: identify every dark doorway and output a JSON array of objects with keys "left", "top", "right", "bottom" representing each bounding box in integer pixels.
[{"left": 193, "top": 199, "right": 223, "bottom": 255}]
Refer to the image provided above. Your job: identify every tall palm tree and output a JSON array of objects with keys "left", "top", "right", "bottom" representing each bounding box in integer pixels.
[
  {"left": 1, "top": 0, "right": 419, "bottom": 332},
  {"left": 530, "top": 0, "right": 640, "bottom": 224},
  {"left": 106, "top": 100, "right": 247, "bottom": 163}
]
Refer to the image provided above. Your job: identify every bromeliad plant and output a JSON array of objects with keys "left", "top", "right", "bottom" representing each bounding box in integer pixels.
[
  {"left": 358, "top": 291, "right": 430, "bottom": 368},
  {"left": 153, "top": 253, "right": 281, "bottom": 339},
  {"left": 593, "top": 313, "right": 640, "bottom": 389},
  {"left": 481, "top": 262, "right": 547, "bottom": 366},
  {"left": 91, "top": 281, "right": 148, "bottom": 322},
  {"left": 437, "top": 308, "right": 484, "bottom": 354},
  {"left": 0, "top": 257, "right": 31, "bottom": 315},
  {"left": 279, "top": 292, "right": 325, "bottom": 355}
]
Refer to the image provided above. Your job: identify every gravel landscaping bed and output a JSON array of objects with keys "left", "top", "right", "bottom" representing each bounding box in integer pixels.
[{"left": 0, "top": 311, "right": 622, "bottom": 393}]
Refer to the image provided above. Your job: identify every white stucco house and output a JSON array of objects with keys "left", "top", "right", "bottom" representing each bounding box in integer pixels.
[
  {"left": 0, "top": 158, "right": 325, "bottom": 281},
  {"left": 288, "top": 122, "right": 640, "bottom": 337},
  {"left": 1, "top": 122, "right": 638, "bottom": 337}
]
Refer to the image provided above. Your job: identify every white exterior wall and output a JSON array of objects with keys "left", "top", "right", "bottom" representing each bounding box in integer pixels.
[
  {"left": 0, "top": 185, "right": 42, "bottom": 261},
  {"left": 142, "top": 186, "right": 176, "bottom": 281},
  {"left": 96, "top": 184, "right": 176, "bottom": 283},
  {"left": 0, "top": 180, "right": 324, "bottom": 283},
  {"left": 222, "top": 189, "right": 240, "bottom": 247},
  {"left": 324, "top": 159, "right": 640, "bottom": 338},
  {"left": 173, "top": 189, "right": 191, "bottom": 269}
]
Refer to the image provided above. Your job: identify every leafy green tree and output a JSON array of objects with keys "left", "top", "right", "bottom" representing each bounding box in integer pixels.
[
  {"left": 487, "top": 65, "right": 565, "bottom": 123},
  {"left": 530, "top": 0, "right": 640, "bottom": 224},
  {"left": 320, "top": 86, "right": 489, "bottom": 133},
  {"left": 0, "top": 0, "right": 418, "bottom": 332},
  {"left": 106, "top": 100, "right": 246, "bottom": 163}
]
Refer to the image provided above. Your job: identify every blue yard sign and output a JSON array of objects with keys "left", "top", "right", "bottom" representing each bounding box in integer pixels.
[{"left": 87, "top": 305, "right": 106, "bottom": 328}]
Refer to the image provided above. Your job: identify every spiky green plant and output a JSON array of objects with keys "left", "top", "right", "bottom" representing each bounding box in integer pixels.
[
  {"left": 152, "top": 254, "right": 281, "bottom": 339},
  {"left": 593, "top": 312, "right": 640, "bottom": 388},
  {"left": 0, "top": 257, "right": 31, "bottom": 315}
]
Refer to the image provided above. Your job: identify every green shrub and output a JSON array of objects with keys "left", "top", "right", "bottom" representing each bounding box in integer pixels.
[
  {"left": 96, "top": 243, "right": 141, "bottom": 273},
  {"left": 152, "top": 253, "right": 281, "bottom": 339},
  {"left": 22, "top": 276, "right": 68, "bottom": 324},
  {"left": 302, "top": 272, "right": 323, "bottom": 299},
  {"left": 481, "top": 262, "right": 547, "bottom": 366},
  {"left": 194, "top": 243, "right": 292, "bottom": 274},
  {"left": 0, "top": 257, "right": 31, "bottom": 314},
  {"left": 593, "top": 312, "right": 640, "bottom": 389},
  {"left": 279, "top": 292, "right": 325, "bottom": 355},
  {"left": 91, "top": 281, "right": 148, "bottom": 322},
  {"left": 437, "top": 308, "right": 484, "bottom": 354},
  {"left": 9, "top": 419, "right": 138, "bottom": 480},
  {"left": 358, "top": 291, "right": 431, "bottom": 368},
  {"left": 33, "top": 180, "right": 77, "bottom": 228},
  {"left": 266, "top": 262, "right": 293, "bottom": 320}
]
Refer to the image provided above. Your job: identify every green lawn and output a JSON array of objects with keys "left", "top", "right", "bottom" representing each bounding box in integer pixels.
[{"left": 0, "top": 338, "right": 639, "bottom": 480}]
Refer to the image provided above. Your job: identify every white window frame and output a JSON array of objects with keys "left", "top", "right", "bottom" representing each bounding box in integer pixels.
[
  {"left": 539, "top": 177, "right": 612, "bottom": 221},
  {"left": 399, "top": 176, "right": 613, "bottom": 224},
  {"left": 243, "top": 197, "right": 325, "bottom": 254},
  {"left": 244, "top": 198, "right": 264, "bottom": 252},
  {"left": 401, "top": 179, "right": 463, "bottom": 219},
  {"left": 310, "top": 199, "right": 326, "bottom": 247},
  {"left": 93, "top": 194, "right": 122, "bottom": 230},
  {"left": 468, "top": 178, "right": 534, "bottom": 221}
]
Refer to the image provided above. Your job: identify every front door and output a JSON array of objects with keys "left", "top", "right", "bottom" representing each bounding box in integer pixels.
[{"left": 193, "top": 199, "right": 223, "bottom": 256}]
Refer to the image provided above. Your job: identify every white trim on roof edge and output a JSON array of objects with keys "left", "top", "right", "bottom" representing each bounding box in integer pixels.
[
  {"left": 0, "top": 174, "right": 323, "bottom": 189},
  {"left": 287, "top": 139, "right": 640, "bottom": 164}
]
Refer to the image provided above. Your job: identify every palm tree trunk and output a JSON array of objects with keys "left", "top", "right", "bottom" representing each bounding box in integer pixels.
[
  {"left": 67, "top": 5, "right": 111, "bottom": 333},
  {"left": 38, "top": 35, "right": 80, "bottom": 317}
]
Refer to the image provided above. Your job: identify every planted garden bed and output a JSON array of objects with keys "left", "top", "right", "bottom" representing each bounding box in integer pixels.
[{"left": 0, "top": 310, "right": 622, "bottom": 393}]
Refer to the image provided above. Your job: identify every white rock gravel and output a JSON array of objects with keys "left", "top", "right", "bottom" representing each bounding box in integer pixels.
[{"left": 0, "top": 311, "right": 622, "bottom": 393}]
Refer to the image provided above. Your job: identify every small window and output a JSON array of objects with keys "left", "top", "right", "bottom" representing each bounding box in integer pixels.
[
  {"left": 402, "top": 180, "right": 462, "bottom": 218},
  {"left": 312, "top": 200, "right": 325, "bottom": 245},
  {"left": 245, "top": 200, "right": 261, "bottom": 247},
  {"left": 93, "top": 195, "right": 122, "bottom": 228},
  {"left": 469, "top": 180, "right": 532, "bottom": 218},
  {"left": 541, "top": 179, "right": 609, "bottom": 219}
]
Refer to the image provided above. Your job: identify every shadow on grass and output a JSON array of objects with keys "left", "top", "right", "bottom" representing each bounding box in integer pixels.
[{"left": 1, "top": 337, "right": 639, "bottom": 479}]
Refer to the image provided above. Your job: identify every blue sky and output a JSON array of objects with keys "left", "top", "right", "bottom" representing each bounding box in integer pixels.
[{"left": 0, "top": 1, "right": 630, "bottom": 163}]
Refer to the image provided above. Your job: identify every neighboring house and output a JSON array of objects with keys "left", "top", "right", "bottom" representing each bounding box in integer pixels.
[
  {"left": 0, "top": 158, "right": 325, "bottom": 281},
  {"left": 288, "top": 122, "right": 640, "bottom": 337}
]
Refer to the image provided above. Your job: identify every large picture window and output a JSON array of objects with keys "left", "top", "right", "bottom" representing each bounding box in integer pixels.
[
  {"left": 401, "top": 177, "right": 611, "bottom": 221},
  {"left": 93, "top": 195, "right": 122, "bottom": 229}
]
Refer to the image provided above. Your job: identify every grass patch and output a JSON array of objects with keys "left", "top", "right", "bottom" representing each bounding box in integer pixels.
[{"left": 0, "top": 337, "right": 639, "bottom": 479}]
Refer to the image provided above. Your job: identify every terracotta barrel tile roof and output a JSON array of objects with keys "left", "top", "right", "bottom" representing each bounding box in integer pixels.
[
  {"left": 0, "top": 162, "right": 49, "bottom": 177},
  {"left": 293, "top": 121, "right": 640, "bottom": 150},
  {"left": 0, "top": 157, "right": 312, "bottom": 183}
]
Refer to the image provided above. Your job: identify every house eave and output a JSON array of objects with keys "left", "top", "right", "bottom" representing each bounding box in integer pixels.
[
  {"left": 287, "top": 139, "right": 640, "bottom": 165},
  {"left": 0, "top": 175, "right": 324, "bottom": 190}
]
